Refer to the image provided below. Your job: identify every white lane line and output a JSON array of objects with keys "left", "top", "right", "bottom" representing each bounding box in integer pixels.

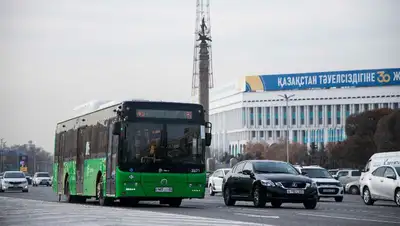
[
  {"left": 234, "top": 213, "right": 280, "bottom": 219},
  {"left": 297, "top": 212, "right": 400, "bottom": 224}
]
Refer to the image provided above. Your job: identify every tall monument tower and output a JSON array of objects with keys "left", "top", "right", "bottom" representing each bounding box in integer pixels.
[{"left": 191, "top": 0, "right": 214, "bottom": 119}]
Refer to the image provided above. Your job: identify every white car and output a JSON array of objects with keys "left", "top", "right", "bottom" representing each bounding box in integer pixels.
[
  {"left": 32, "top": 172, "right": 52, "bottom": 187},
  {"left": 0, "top": 171, "right": 29, "bottom": 192},
  {"left": 208, "top": 168, "right": 231, "bottom": 196},
  {"left": 360, "top": 165, "right": 400, "bottom": 206},
  {"left": 300, "top": 166, "right": 344, "bottom": 202},
  {"left": 345, "top": 180, "right": 360, "bottom": 195}
]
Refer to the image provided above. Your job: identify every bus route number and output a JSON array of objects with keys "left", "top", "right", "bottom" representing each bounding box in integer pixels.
[{"left": 190, "top": 168, "right": 200, "bottom": 173}]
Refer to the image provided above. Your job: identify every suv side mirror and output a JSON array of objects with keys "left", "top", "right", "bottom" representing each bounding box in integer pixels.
[
  {"left": 242, "top": 169, "right": 253, "bottom": 176},
  {"left": 112, "top": 122, "right": 121, "bottom": 135},
  {"left": 205, "top": 122, "right": 212, "bottom": 147},
  {"left": 301, "top": 171, "right": 308, "bottom": 176}
]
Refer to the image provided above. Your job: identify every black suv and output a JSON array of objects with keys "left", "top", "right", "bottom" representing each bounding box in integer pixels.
[{"left": 222, "top": 160, "right": 318, "bottom": 209}]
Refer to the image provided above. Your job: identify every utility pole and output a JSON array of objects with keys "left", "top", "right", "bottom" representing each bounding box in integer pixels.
[
  {"left": 278, "top": 94, "right": 295, "bottom": 163},
  {"left": 0, "top": 138, "right": 4, "bottom": 172}
]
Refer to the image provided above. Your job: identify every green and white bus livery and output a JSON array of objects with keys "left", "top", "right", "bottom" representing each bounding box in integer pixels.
[{"left": 53, "top": 100, "right": 212, "bottom": 207}]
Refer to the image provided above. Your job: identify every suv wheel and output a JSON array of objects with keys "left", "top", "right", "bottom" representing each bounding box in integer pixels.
[
  {"left": 362, "top": 187, "right": 374, "bottom": 205},
  {"left": 252, "top": 185, "right": 267, "bottom": 208},
  {"left": 223, "top": 187, "right": 236, "bottom": 206},
  {"left": 209, "top": 185, "right": 215, "bottom": 196},
  {"left": 395, "top": 189, "right": 400, "bottom": 207},
  {"left": 303, "top": 199, "right": 317, "bottom": 209}
]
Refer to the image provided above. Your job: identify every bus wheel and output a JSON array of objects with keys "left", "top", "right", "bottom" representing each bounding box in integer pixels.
[
  {"left": 168, "top": 198, "right": 182, "bottom": 207},
  {"left": 97, "top": 177, "right": 113, "bottom": 206}
]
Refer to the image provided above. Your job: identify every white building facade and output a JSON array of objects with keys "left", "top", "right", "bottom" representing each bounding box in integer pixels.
[{"left": 209, "top": 68, "right": 400, "bottom": 158}]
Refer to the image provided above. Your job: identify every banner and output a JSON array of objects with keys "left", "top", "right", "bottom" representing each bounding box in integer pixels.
[
  {"left": 245, "top": 68, "right": 400, "bottom": 92},
  {"left": 19, "top": 154, "right": 28, "bottom": 172}
]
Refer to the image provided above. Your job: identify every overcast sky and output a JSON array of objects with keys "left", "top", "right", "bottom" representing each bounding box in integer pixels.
[{"left": 1, "top": 0, "right": 399, "bottom": 152}]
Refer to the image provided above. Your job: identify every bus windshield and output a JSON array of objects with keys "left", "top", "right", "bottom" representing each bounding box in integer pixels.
[{"left": 120, "top": 122, "right": 204, "bottom": 172}]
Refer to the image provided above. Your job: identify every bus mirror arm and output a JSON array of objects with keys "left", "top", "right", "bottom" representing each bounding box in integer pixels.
[{"left": 205, "top": 122, "right": 212, "bottom": 147}]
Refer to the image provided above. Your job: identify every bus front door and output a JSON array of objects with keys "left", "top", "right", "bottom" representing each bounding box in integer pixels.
[
  {"left": 106, "top": 125, "right": 117, "bottom": 196},
  {"left": 76, "top": 127, "right": 85, "bottom": 195}
]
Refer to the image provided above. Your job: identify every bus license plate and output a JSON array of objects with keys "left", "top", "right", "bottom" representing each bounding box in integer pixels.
[
  {"left": 287, "top": 189, "right": 304, "bottom": 194},
  {"left": 155, "top": 187, "right": 173, "bottom": 193}
]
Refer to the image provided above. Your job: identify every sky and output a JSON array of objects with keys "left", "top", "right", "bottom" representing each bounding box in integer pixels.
[{"left": 0, "top": 0, "right": 399, "bottom": 152}]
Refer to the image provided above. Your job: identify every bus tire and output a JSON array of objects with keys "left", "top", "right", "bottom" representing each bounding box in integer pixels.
[
  {"left": 168, "top": 198, "right": 182, "bottom": 207},
  {"left": 97, "top": 176, "right": 112, "bottom": 206}
]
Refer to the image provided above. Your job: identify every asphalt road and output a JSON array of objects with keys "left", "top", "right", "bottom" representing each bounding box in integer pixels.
[{"left": 1, "top": 186, "right": 400, "bottom": 226}]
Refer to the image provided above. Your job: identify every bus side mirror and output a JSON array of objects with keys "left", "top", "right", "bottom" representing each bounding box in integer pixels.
[
  {"left": 112, "top": 122, "right": 121, "bottom": 135},
  {"left": 205, "top": 122, "right": 212, "bottom": 147}
]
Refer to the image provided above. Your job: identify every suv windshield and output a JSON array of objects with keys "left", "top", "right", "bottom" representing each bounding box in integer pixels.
[
  {"left": 120, "top": 122, "right": 204, "bottom": 172},
  {"left": 253, "top": 162, "right": 299, "bottom": 175},
  {"left": 4, "top": 172, "right": 25, "bottom": 178},
  {"left": 302, "top": 168, "right": 332, "bottom": 178},
  {"left": 36, "top": 173, "right": 50, "bottom": 177}
]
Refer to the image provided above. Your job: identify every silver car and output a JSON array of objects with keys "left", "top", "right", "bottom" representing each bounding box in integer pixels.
[{"left": 0, "top": 171, "right": 29, "bottom": 192}]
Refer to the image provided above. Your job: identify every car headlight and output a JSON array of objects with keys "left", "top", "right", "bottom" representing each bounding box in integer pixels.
[
  {"left": 306, "top": 182, "right": 317, "bottom": 188},
  {"left": 260, "top": 180, "right": 276, "bottom": 187}
]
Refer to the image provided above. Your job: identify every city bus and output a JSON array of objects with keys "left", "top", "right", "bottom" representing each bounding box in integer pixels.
[{"left": 53, "top": 100, "right": 212, "bottom": 207}]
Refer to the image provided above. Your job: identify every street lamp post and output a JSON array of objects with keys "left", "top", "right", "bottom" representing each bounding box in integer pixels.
[{"left": 278, "top": 94, "right": 295, "bottom": 163}]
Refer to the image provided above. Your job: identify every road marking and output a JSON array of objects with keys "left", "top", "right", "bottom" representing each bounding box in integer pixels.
[
  {"left": 0, "top": 197, "right": 275, "bottom": 226},
  {"left": 234, "top": 213, "right": 280, "bottom": 219},
  {"left": 297, "top": 212, "right": 400, "bottom": 224}
]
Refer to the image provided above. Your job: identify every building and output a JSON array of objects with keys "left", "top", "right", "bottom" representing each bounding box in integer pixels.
[{"left": 209, "top": 68, "right": 400, "bottom": 158}]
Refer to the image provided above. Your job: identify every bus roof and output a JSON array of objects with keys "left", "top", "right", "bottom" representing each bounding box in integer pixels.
[{"left": 57, "top": 100, "right": 203, "bottom": 125}]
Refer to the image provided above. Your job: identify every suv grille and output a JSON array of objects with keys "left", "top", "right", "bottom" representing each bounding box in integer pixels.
[
  {"left": 317, "top": 182, "right": 340, "bottom": 187},
  {"left": 281, "top": 182, "right": 306, "bottom": 188}
]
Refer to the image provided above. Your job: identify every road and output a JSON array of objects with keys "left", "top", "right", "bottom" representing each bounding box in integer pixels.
[{"left": 1, "top": 186, "right": 400, "bottom": 226}]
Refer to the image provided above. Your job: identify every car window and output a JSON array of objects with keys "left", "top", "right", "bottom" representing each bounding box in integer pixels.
[
  {"left": 253, "top": 161, "right": 299, "bottom": 175},
  {"left": 4, "top": 172, "right": 25, "bottom": 178},
  {"left": 395, "top": 167, "right": 400, "bottom": 176},
  {"left": 383, "top": 167, "right": 396, "bottom": 178},
  {"left": 213, "top": 170, "right": 223, "bottom": 177},
  {"left": 223, "top": 169, "right": 230, "bottom": 175},
  {"left": 337, "top": 171, "right": 349, "bottom": 177},
  {"left": 243, "top": 162, "right": 253, "bottom": 172},
  {"left": 301, "top": 168, "right": 332, "bottom": 178},
  {"left": 36, "top": 173, "right": 50, "bottom": 177},
  {"left": 372, "top": 167, "right": 386, "bottom": 177},
  {"left": 235, "top": 162, "right": 245, "bottom": 173},
  {"left": 351, "top": 171, "right": 361, "bottom": 176}
]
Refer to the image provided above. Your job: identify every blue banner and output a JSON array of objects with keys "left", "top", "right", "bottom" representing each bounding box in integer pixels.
[{"left": 245, "top": 68, "right": 400, "bottom": 91}]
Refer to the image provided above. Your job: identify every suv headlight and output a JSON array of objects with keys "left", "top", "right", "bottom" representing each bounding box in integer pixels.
[
  {"left": 306, "top": 182, "right": 318, "bottom": 188},
  {"left": 260, "top": 180, "right": 276, "bottom": 187}
]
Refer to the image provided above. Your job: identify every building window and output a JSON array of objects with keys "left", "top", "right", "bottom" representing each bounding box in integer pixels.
[
  {"left": 242, "top": 107, "right": 246, "bottom": 127},
  {"left": 291, "top": 106, "right": 296, "bottom": 125},
  {"left": 394, "top": 103, "right": 399, "bottom": 109},
  {"left": 383, "top": 103, "right": 388, "bottom": 108},
  {"left": 345, "top": 104, "right": 350, "bottom": 118},
  {"left": 250, "top": 108, "right": 254, "bottom": 126},
  {"left": 283, "top": 106, "right": 287, "bottom": 125},
  {"left": 260, "top": 131, "right": 264, "bottom": 137},
  {"left": 374, "top": 103, "right": 379, "bottom": 109},
  {"left": 318, "top": 106, "right": 323, "bottom": 124},
  {"left": 327, "top": 105, "right": 332, "bottom": 125},
  {"left": 257, "top": 107, "right": 262, "bottom": 126},
  {"left": 309, "top": 106, "right": 314, "bottom": 125},
  {"left": 266, "top": 107, "right": 271, "bottom": 125},
  {"left": 355, "top": 104, "right": 359, "bottom": 113},
  {"left": 336, "top": 105, "right": 341, "bottom": 124},
  {"left": 364, "top": 104, "right": 369, "bottom": 111},
  {"left": 274, "top": 107, "right": 279, "bottom": 125},
  {"left": 276, "top": 131, "right": 281, "bottom": 137},
  {"left": 251, "top": 131, "right": 255, "bottom": 138},
  {"left": 300, "top": 106, "right": 305, "bottom": 125},
  {"left": 268, "top": 131, "right": 272, "bottom": 138},
  {"left": 302, "top": 130, "right": 306, "bottom": 144},
  {"left": 293, "top": 130, "right": 298, "bottom": 143}
]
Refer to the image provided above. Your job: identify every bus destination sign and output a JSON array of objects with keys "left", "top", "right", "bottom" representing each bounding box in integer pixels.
[{"left": 136, "top": 109, "right": 193, "bottom": 119}]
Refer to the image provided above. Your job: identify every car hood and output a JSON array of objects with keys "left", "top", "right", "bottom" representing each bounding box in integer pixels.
[
  {"left": 2, "top": 178, "right": 27, "bottom": 183},
  {"left": 310, "top": 178, "right": 339, "bottom": 183},
  {"left": 256, "top": 173, "right": 312, "bottom": 183}
]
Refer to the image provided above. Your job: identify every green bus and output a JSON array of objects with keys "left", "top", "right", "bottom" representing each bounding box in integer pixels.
[{"left": 53, "top": 100, "right": 212, "bottom": 207}]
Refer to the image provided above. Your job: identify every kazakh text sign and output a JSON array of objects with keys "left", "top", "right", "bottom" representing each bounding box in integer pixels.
[{"left": 245, "top": 68, "right": 400, "bottom": 92}]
